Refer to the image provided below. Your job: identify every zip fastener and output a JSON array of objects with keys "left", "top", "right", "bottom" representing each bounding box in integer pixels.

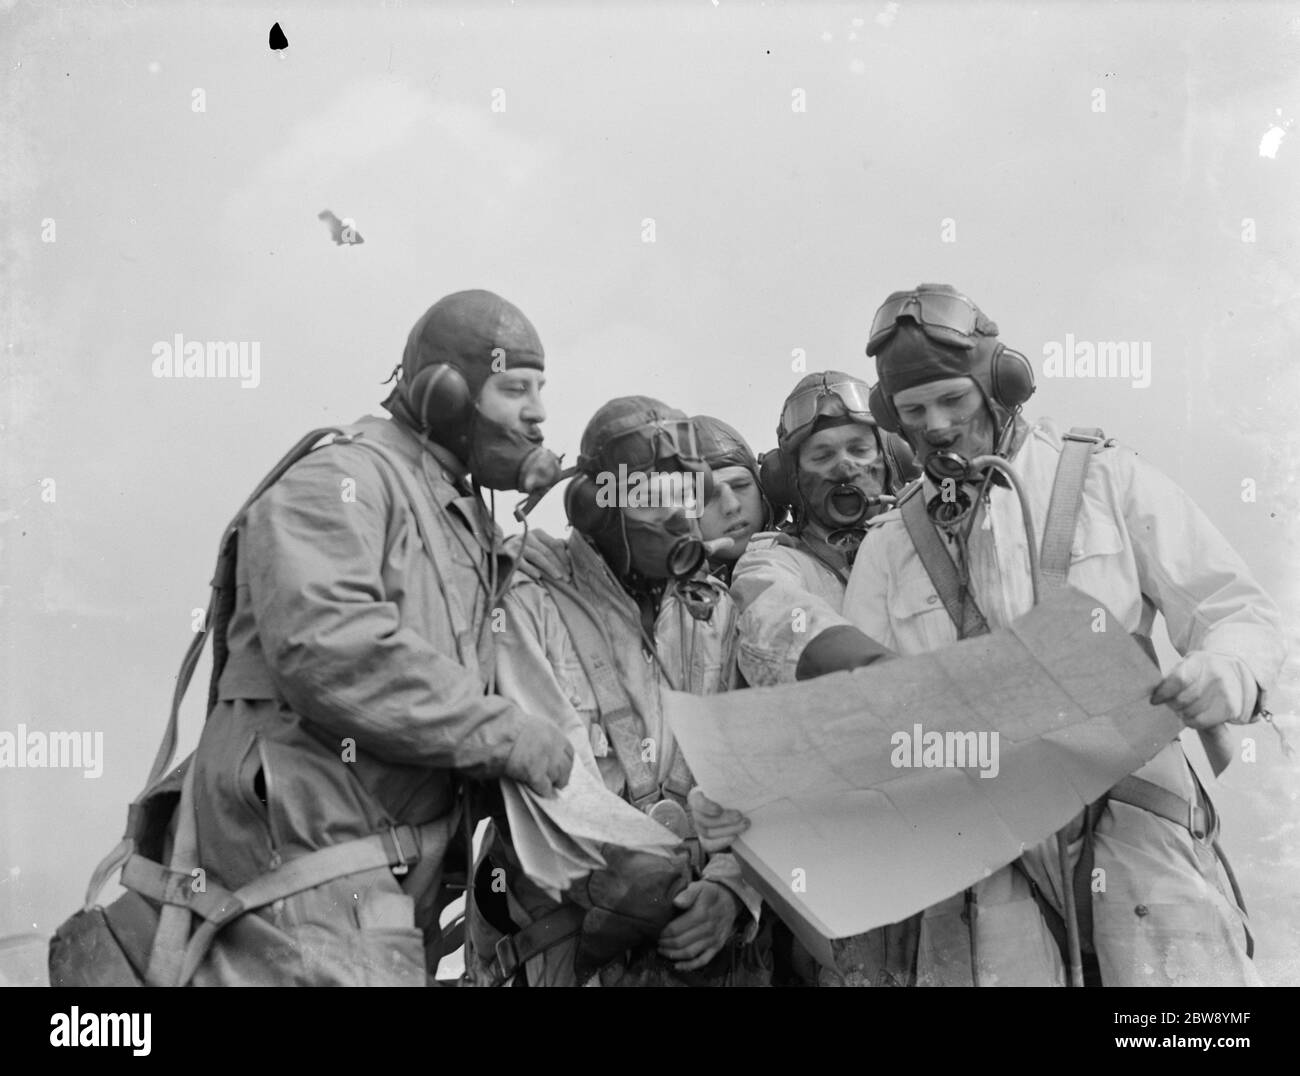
[{"left": 257, "top": 739, "right": 283, "bottom": 870}]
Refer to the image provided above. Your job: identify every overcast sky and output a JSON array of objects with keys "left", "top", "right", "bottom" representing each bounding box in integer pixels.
[{"left": 3, "top": 1, "right": 1298, "bottom": 983}]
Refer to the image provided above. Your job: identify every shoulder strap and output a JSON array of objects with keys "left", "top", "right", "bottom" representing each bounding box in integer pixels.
[
  {"left": 544, "top": 578, "right": 663, "bottom": 810},
  {"left": 794, "top": 533, "right": 850, "bottom": 587},
  {"left": 1039, "top": 427, "right": 1106, "bottom": 592},
  {"left": 345, "top": 434, "right": 494, "bottom": 679},
  {"left": 84, "top": 427, "right": 351, "bottom": 909},
  {"left": 547, "top": 577, "right": 698, "bottom": 811},
  {"left": 900, "top": 489, "right": 990, "bottom": 639},
  {"left": 1034, "top": 430, "right": 1232, "bottom": 775}
]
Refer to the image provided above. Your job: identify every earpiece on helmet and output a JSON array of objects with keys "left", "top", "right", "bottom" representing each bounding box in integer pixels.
[
  {"left": 404, "top": 362, "right": 474, "bottom": 432},
  {"left": 758, "top": 449, "right": 798, "bottom": 511},
  {"left": 881, "top": 432, "right": 920, "bottom": 492},
  {"left": 867, "top": 382, "right": 901, "bottom": 433},
  {"left": 563, "top": 473, "right": 610, "bottom": 537},
  {"left": 988, "top": 345, "right": 1036, "bottom": 411}
]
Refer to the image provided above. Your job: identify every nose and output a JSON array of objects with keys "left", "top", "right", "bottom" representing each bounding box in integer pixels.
[
  {"left": 827, "top": 451, "right": 863, "bottom": 481},
  {"left": 923, "top": 407, "right": 960, "bottom": 440},
  {"left": 521, "top": 388, "right": 546, "bottom": 426},
  {"left": 718, "top": 484, "right": 741, "bottom": 515}
]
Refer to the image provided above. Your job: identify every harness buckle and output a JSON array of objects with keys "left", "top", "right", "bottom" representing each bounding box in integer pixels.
[
  {"left": 383, "top": 824, "right": 418, "bottom": 876},
  {"left": 493, "top": 934, "right": 521, "bottom": 982}
]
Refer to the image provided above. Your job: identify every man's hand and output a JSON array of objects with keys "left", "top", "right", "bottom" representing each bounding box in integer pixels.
[
  {"left": 504, "top": 716, "right": 574, "bottom": 796},
  {"left": 1151, "top": 652, "right": 1258, "bottom": 730},
  {"left": 688, "top": 787, "right": 750, "bottom": 854},
  {"left": 656, "top": 880, "right": 740, "bottom": 971},
  {"left": 503, "top": 529, "right": 571, "bottom": 582}
]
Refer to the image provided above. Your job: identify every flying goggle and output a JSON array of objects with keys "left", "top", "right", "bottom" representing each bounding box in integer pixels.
[
  {"left": 866, "top": 290, "right": 983, "bottom": 357},
  {"left": 779, "top": 376, "right": 875, "bottom": 446},
  {"left": 580, "top": 417, "right": 705, "bottom": 477}
]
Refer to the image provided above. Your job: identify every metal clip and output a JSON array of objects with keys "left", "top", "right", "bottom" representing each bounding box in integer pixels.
[{"left": 385, "top": 825, "right": 415, "bottom": 876}]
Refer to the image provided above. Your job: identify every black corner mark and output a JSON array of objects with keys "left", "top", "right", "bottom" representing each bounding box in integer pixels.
[{"left": 269, "top": 23, "right": 288, "bottom": 51}]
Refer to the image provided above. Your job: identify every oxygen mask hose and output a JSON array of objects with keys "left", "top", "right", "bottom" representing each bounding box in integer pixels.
[{"left": 923, "top": 451, "right": 1042, "bottom": 605}]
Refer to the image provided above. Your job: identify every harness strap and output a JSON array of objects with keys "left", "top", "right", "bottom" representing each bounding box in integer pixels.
[
  {"left": 347, "top": 434, "right": 494, "bottom": 676},
  {"left": 486, "top": 904, "right": 587, "bottom": 986},
  {"left": 144, "top": 761, "right": 201, "bottom": 987},
  {"left": 1110, "top": 774, "right": 1213, "bottom": 841},
  {"left": 1069, "top": 756, "right": 1249, "bottom": 982},
  {"left": 84, "top": 428, "right": 352, "bottom": 910},
  {"left": 793, "top": 531, "right": 850, "bottom": 588},
  {"left": 1039, "top": 428, "right": 1105, "bottom": 592},
  {"left": 174, "top": 807, "right": 460, "bottom": 987},
  {"left": 1038, "top": 430, "right": 1233, "bottom": 776},
  {"left": 1069, "top": 798, "right": 1107, "bottom": 984},
  {"left": 546, "top": 579, "right": 663, "bottom": 810},
  {"left": 91, "top": 425, "right": 485, "bottom": 985},
  {"left": 899, "top": 489, "right": 989, "bottom": 639},
  {"left": 1014, "top": 860, "right": 1070, "bottom": 970}
]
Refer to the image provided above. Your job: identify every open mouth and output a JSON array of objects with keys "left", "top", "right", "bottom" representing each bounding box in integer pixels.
[{"left": 829, "top": 489, "right": 864, "bottom": 517}]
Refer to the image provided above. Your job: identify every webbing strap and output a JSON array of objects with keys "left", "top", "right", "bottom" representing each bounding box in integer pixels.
[
  {"left": 1109, "top": 774, "right": 1213, "bottom": 841},
  {"left": 794, "top": 531, "right": 850, "bottom": 588},
  {"left": 1070, "top": 798, "right": 1107, "bottom": 976},
  {"left": 84, "top": 428, "right": 352, "bottom": 910},
  {"left": 661, "top": 750, "right": 694, "bottom": 807},
  {"left": 899, "top": 490, "right": 989, "bottom": 640},
  {"left": 122, "top": 855, "right": 235, "bottom": 922},
  {"left": 144, "top": 761, "right": 201, "bottom": 987},
  {"left": 546, "top": 579, "right": 662, "bottom": 810},
  {"left": 488, "top": 903, "right": 587, "bottom": 986},
  {"left": 1039, "top": 428, "right": 1105, "bottom": 591},
  {"left": 1070, "top": 756, "right": 1225, "bottom": 980},
  {"left": 173, "top": 809, "right": 459, "bottom": 987},
  {"left": 1037, "top": 430, "right": 1233, "bottom": 777},
  {"left": 348, "top": 435, "right": 493, "bottom": 677}
]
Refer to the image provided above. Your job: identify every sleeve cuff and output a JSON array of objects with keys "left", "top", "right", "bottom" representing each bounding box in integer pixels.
[{"left": 701, "top": 854, "right": 763, "bottom": 941}]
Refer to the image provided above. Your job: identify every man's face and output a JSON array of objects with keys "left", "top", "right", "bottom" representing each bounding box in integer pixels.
[
  {"left": 796, "top": 423, "right": 884, "bottom": 486},
  {"left": 477, "top": 368, "right": 547, "bottom": 440},
  {"left": 892, "top": 376, "right": 995, "bottom": 467},
  {"left": 699, "top": 465, "right": 765, "bottom": 562}
]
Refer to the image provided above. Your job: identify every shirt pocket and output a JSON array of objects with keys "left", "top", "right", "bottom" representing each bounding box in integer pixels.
[
  {"left": 1068, "top": 513, "right": 1124, "bottom": 565},
  {"left": 1063, "top": 513, "right": 1129, "bottom": 609},
  {"left": 886, "top": 575, "right": 956, "bottom": 651},
  {"left": 553, "top": 656, "right": 606, "bottom": 757}
]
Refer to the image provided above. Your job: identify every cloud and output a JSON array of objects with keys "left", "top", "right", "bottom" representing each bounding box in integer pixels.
[{"left": 221, "top": 79, "right": 548, "bottom": 241}]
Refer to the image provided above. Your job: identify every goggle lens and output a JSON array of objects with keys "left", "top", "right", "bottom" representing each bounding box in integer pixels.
[{"left": 867, "top": 292, "right": 980, "bottom": 356}]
